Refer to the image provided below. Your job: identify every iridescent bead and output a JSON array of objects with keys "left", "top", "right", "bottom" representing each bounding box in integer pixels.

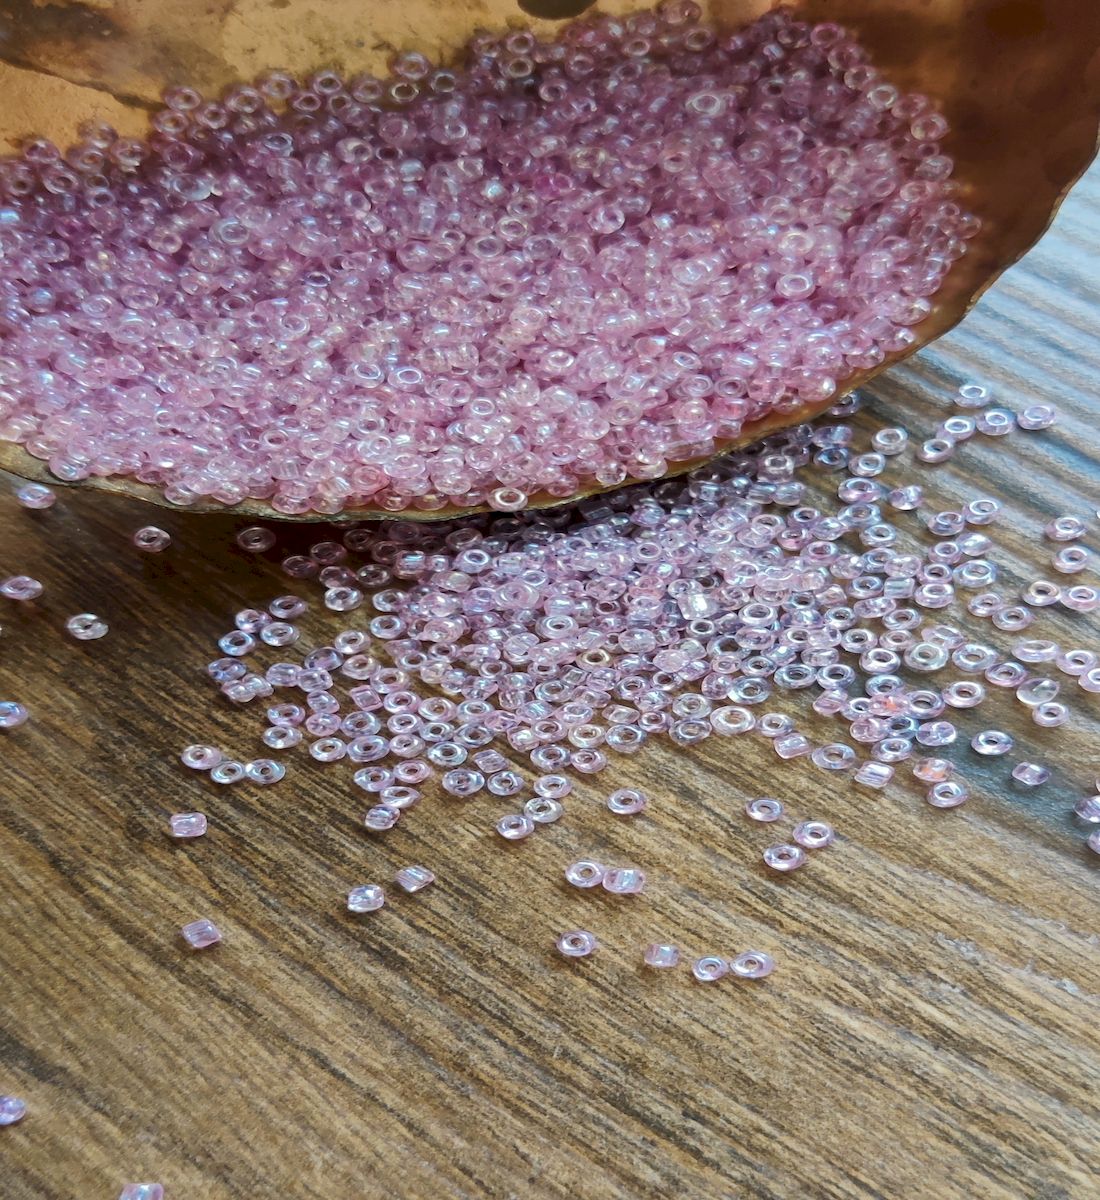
[
  {"left": 1057, "top": 649, "right": 1098, "bottom": 676},
  {"left": 745, "top": 797, "right": 783, "bottom": 822},
  {"left": 607, "top": 788, "right": 647, "bottom": 815},
  {"left": 1017, "top": 403, "right": 1059, "bottom": 430},
  {"left": 927, "top": 780, "right": 969, "bottom": 808},
  {"left": 1089, "top": 830, "right": 1100, "bottom": 855},
  {"left": 729, "top": 950, "right": 775, "bottom": 980},
  {"left": 986, "top": 661, "right": 1029, "bottom": 688},
  {"left": 180, "top": 744, "right": 222, "bottom": 770},
  {"left": 975, "top": 408, "right": 1015, "bottom": 436},
  {"left": 1032, "top": 702, "right": 1068, "bottom": 727},
  {"left": 691, "top": 955, "right": 729, "bottom": 982},
  {"left": 268, "top": 595, "right": 307, "bottom": 620},
  {"left": 237, "top": 526, "right": 276, "bottom": 553},
  {"left": 1061, "top": 585, "right": 1100, "bottom": 612},
  {"left": 441, "top": 768, "right": 484, "bottom": 797},
  {"left": 709, "top": 706, "right": 755, "bottom": 735},
  {"left": 533, "top": 774, "right": 571, "bottom": 799},
  {"left": 132, "top": 526, "right": 171, "bottom": 552},
  {"left": 210, "top": 760, "right": 245, "bottom": 784},
  {"left": 955, "top": 382, "right": 990, "bottom": 408},
  {"left": 917, "top": 437, "right": 954, "bottom": 463},
  {"left": 913, "top": 756, "right": 953, "bottom": 783},
  {"left": 964, "top": 498, "right": 1002, "bottom": 525},
  {"left": 854, "top": 761, "right": 893, "bottom": 788},
  {"left": 0, "top": 1095, "right": 27, "bottom": 1125},
  {"left": 792, "top": 820, "right": 834, "bottom": 849},
  {"left": 762, "top": 843, "right": 807, "bottom": 872},
  {"left": 602, "top": 867, "right": 646, "bottom": 895},
  {"left": 1052, "top": 546, "right": 1089, "bottom": 573},
  {"left": 810, "top": 743, "right": 856, "bottom": 771},
  {"left": 0, "top": 702, "right": 29, "bottom": 729},
  {"left": 262, "top": 726, "right": 301, "bottom": 750},
  {"left": 1074, "top": 795, "right": 1100, "bottom": 823},
  {"left": 773, "top": 731, "right": 812, "bottom": 759},
  {"left": 217, "top": 629, "right": 253, "bottom": 656},
  {"left": 181, "top": 918, "right": 221, "bottom": 949},
  {"left": 245, "top": 758, "right": 285, "bottom": 784},
  {"left": 916, "top": 721, "right": 957, "bottom": 747},
  {"left": 1080, "top": 668, "right": 1100, "bottom": 694},
  {"left": 871, "top": 428, "right": 908, "bottom": 456},
  {"left": 971, "top": 730, "right": 1013, "bottom": 756},
  {"left": 1011, "top": 762, "right": 1050, "bottom": 787},
  {"left": 496, "top": 813, "right": 535, "bottom": 840},
  {"left": 0, "top": 575, "right": 43, "bottom": 601},
  {"left": 1045, "top": 516, "right": 1086, "bottom": 541},
  {"left": 1016, "top": 677, "right": 1059, "bottom": 706},
  {"left": 524, "top": 797, "right": 564, "bottom": 824},
  {"left": 395, "top": 865, "right": 434, "bottom": 893},
  {"left": 347, "top": 884, "right": 385, "bottom": 913},
  {"left": 1014, "top": 639, "right": 1060, "bottom": 664},
  {"left": 644, "top": 943, "right": 680, "bottom": 969},
  {"left": 942, "top": 681, "right": 985, "bottom": 708},
  {"left": 564, "top": 860, "right": 606, "bottom": 889},
  {"left": 63, "top": 614, "right": 107, "bottom": 643},
  {"left": 15, "top": 483, "right": 55, "bottom": 509},
  {"left": 119, "top": 1186, "right": 164, "bottom": 1200},
  {"left": 556, "top": 930, "right": 598, "bottom": 958},
  {"left": 888, "top": 485, "right": 923, "bottom": 510},
  {"left": 169, "top": 812, "right": 207, "bottom": 838},
  {"left": 309, "top": 737, "right": 346, "bottom": 762},
  {"left": 364, "top": 805, "right": 400, "bottom": 832}
]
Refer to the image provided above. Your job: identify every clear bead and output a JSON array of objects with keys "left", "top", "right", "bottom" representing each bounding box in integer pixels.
[{"left": 557, "top": 930, "right": 598, "bottom": 958}]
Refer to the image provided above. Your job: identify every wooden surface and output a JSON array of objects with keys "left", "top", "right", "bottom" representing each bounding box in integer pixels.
[{"left": 3, "top": 160, "right": 1100, "bottom": 1200}]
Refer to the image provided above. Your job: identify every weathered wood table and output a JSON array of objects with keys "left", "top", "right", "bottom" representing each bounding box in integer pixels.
[{"left": 2, "top": 168, "right": 1099, "bottom": 1200}]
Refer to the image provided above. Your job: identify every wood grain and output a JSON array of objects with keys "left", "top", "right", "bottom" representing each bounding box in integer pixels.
[{"left": 2, "top": 140, "right": 1100, "bottom": 1200}]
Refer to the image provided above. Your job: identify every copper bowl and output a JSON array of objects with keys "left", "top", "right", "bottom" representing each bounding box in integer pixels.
[{"left": 1, "top": 0, "right": 1098, "bottom": 520}]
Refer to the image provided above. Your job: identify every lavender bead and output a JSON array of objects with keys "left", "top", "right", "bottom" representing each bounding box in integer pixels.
[
  {"left": 169, "top": 812, "right": 207, "bottom": 838},
  {"left": 607, "top": 788, "right": 647, "bottom": 815},
  {"left": 1011, "top": 763, "right": 1050, "bottom": 787},
  {"left": 927, "top": 781, "right": 969, "bottom": 809},
  {"left": 744, "top": 797, "right": 783, "bottom": 823},
  {"left": 347, "top": 885, "right": 385, "bottom": 913},
  {"left": 496, "top": 813, "right": 535, "bottom": 840},
  {"left": 729, "top": 950, "right": 776, "bottom": 980},
  {"left": 643, "top": 943, "right": 680, "bottom": 969},
  {"left": 181, "top": 918, "right": 221, "bottom": 949},
  {"left": 602, "top": 867, "right": 646, "bottom": 895},
  {"left": 395, "top": 865, "right": 435, "bottom": 893},
  {"left": 66, "top": 613, "right": 108, "bottom": 640},
  {"left": 792, "top": 821, "right": 834, "bottom": 849},
  {"left": 692, "top": 956, "right": 729, "bottom": 982},
  {"left": 762, "top": 844, "right": 807, "bottom": 872},
  {"left": 132, "top": 526, "right": 171, "bottom": 552},
  {"left": 0, "top": 702, "right": 29, "bottom": 729},
  {"left": 15, "top": 484, "right": 55, "bottom": 509},
  {"left": 564, "top": 860, "right": 606, "bottom": 889},
  {"left": 119, "top": 1187, "right": 164, "bottom": 1200},
  {"left": 0, "top": 1095, "right": 27, "bottom": 1125},
  {"left": 557, "top": 930, "right": 598, "bottom": 959}
]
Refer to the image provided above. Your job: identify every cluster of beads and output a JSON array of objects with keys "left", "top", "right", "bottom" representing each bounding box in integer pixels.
[{"left": 0, "top": 4, "right": 974, "bottom": 514}]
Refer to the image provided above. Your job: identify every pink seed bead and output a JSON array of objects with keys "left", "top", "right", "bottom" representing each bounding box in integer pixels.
[
  {"left": 0, "top": 1095, "right": 27, "bottom": 1125},
  {"left": 971, "top": 730, "right": 1013, "bottom": 756},
  {"left": 395, "top": 865, "right": 435, "bottom": 893},
  {"left": 854, "top": 761, "right": 893, "bottom": 788},
  {"left": 729, "top": 950, "right": 776, "bottom": 980},
  {"left": 364, "top": 805, "right": 400, "bottom": 832},
  {"left": 745, "top": 797, "right": 783, "bottom": 822},
  {"left": 692, "top": 955, "right": 729, "bottom": 982},
  {"left": 180, "top": 744, "right": 223, "bottom": 770},
  {"left": 347, "top": 884, "right": 385, "bottom": 912},
  {"left": 132, "top": 526, "right": 171, "bottom": 552},
  {"left": 119, "top": 1187, "right": 164, "bottom": 1200},
  {"left": 644, "top": 943, "right": 680, "bottom": 969},
  {"left": 927, "top": 781, "right": 969, "bottom": 808},
  {"left": 1017, "top": 403, "right": 1058, "bottom": 430},
  {"left": 1089, "top": 830, "right": 1100, "bottom": 855},
  {"left": 524, "top": 797, "right": 564, "bottom": 824},
  {"left": 15, "top": 483, "right": 55, "bottom": 509},
  {"left": 792, "top": 820, "right": 834, "bottom": 849},
  {"left": 0, "top": 702, "right": 29, "bottom": 729},
  {"left": 1072, "top": 796, "right": 1100, "bottom": 823},
  {"left": 496, "top": 813, "right": 535, "bottom": 840},
  {"left": 564, "top": 860, "right": 606, "bottom": 888},
  {"left": 1011, "top": 763, "right": 1050, "bottom": 787},
  {"left": 913, "top": 757, "right": 953, "bottom": 783},
  {"left": 607, "top": 788, "right": 647, "bottom": 815},
  {"left": 181, "top": 918, "right": 221, "bottom": 949},
  {"left": 237, "top": 526, "right": 276, "bottom": 553},
  {"left": 602, "top": 867, "right": 646, "bottom": 895},
  {"left": 556, "top": 930, "right": 598, "bottom": 958},
  {"left": 169, "top": 812, "right": 207, "bottom": 838},
  {"left": 762, "top": 844, "right": 807, "bottom": 872},
  {"left": 1045, "top": 516, "right": 1086, "bottom": 542},
  {"left": 210, "top": 760, "right": 245, "bottom": 784},
  {"left": 0, "top": 575, "right": 43, "bottom": 600}
]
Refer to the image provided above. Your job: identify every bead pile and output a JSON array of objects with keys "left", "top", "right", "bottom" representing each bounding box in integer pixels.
[{"left": 0, "top": 3, "right": 976, "bottom": 514}]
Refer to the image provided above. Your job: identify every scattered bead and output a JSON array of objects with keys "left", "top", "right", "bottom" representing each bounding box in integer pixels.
[
  {"left": 395, "top": 865, "right": 435, "bottom": 893},
  {"left": 65, "top": 613, "right": 108, "bottom": 640},
  {"left": 1, "top": 576, "right": 43, "bottom": 601},
  {"left": 0, "top": 702, "right": 29, "bottom": 730},
  {"left": 691, "top": 956, "right": 729, "bottom": 982},
  {"left": 729, "top": 950, "right": 776, "bottom": 980},
  {"left": 744, "top": 797, "right": 783, "bottom": 823},
  {"left": 607, "top": 788, "right": 647, "bottom": 816},
  {"left": 496, "top": 813, "right": 535, "bottom": 840},
  {"left": 180, "top": 744, "right": 223, "bottom": 770},
  {"left": 347, "top": 885, "right": 385, "bottom": 913},
  {"left": 169, "top": 812, "right": 207, "bottom": 838},
  {"left": 119, "top": 1186, "right": 164, "bottom": 1200},
  {"left": 245, "top": 758, "right": 285, "bottom": 784},
  {"left": 557, "top": 930, "right": 598, "bottom": 959},
  {"left": 15, "top": 483, "right": 55, "bottom": 509},
  {"left": 971, "top": 730, "right": 1013, "bottom": 756},
  {"left": 132, "top": 526, "right": 171, "bottom": 552},
  {"left": 602, "top": 867, "right": 646, "bottom": 895},
  {"left": 792, "top": 821, "right": 834, "bottom": 849},
  {"left": 181, "top": 918, "right": 222, "bottom": 949},
  {"left": 1011, "top": 763, "right": 1050, "bottom": 787},
  {"left": 643, "top": 943, "right": 680, "bottom": 969},
  {"left": 762, "top": 844, "right": 807, "bottom": 873},
  {"left": 0, "top": 1095, "right": 27, "bottom": 1126},
  {"left": 1052, "top": 546, "right": 1089, "bottom": 573},
  {"left": 209, "top": 760, "right": 246, "bottom": 784},
  {"left": 1073, "top": 796, "right": 1100, "bottom": 823},
  {"left": 564, "top": 860, "right": 606, "bottom": 889},
  {"left": 927, "top": 781, "right": 969, "bottom": 809}
]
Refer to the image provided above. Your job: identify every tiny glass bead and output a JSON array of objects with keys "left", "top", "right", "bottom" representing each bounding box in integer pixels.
[
  {"left": 792, "top": 820, "right": 834, "bottom": 849},
  {"left": 955, "top": 382, "right": 990, "bottom": 408},
  {"left": 245, "top": 758, "right": 285, "bottom": 784},
  {"left": 1061, "top": 585, "right": 1100, "bottom": 613},
  {"left": 644, "top": 943, "right": 680, "bottom": 969},
  {"left": 1052, "top": 546, "right": 1089, "bottom": 573},
  {"left": 1011, "top": 763, "right": 1050, "bottom": 787},
  {"left": 1017, "top": 403, "right": 1058, "bottom": 429},
  {"left": 745, "top": 797, "right": 783, "bottom": 822},
  {"left": 15, "top": 483, "right": 55, "bottom": 509},
  {"left": 557, "top": 930, "right": 598, "bottom": 958},
  {"left": 927, "top": 781, "right": 969, "bottom": 808},
  {"left": 534, "top": 774, "right": 572, "bottom": 799},
  {"left": 180, "top": 744, "right": 222, "bottom": 770},
  {"left": 975, "top": 407, "right": 1015, "bottom": 436},
  {"left": 66, "top": 613, "right": 108, "bottom": 640},
  {"left": 237, "top": 526, "right": 276, "bottom": 552},
  {"left": 169, "top": 812, "right": 207, "bottom": 838},
  {"left": 692, "top": 955, "right": 729, "bottom": 982},
  {"left": 1089, "top": 830, "right": 1100, "bottom": 855},
  {"left": 917, "top": 437, "right": 954, "bottom": 463},
  {"left": 0, "top": 701, "right": 30, "bottom": 729},
  {"left": 210, "top": 760, "right": 245, "bottom": 784},
  {"left": 347, "top": 884, "right": 385, "bottom": 912},
  {"left": 262, "top": 726, "right": 301, "bottom": 750},
  {"left": 602, "top": 867, "right": 646, "bottom": 895},
  {"left": 763, "top": 843, "right": 807, "bottom": 872},
  {"left": 1032, "top": 701, "right": 1068, "bottom": 727},
  {"left": 913, "top": 756, "right": 953, "bottom": 783},
  {"left": 0, "top": 1095, "right": 27, "bottom": 1125},
  {"left": 971, "top": 730, "right": 1013, "bottom": 756},
  {"left": 496, "top": 813, "right": 535, "bottom": 840},
  {"left": 364, "top": 805, "right": 400, "bottom": 832},
  {"left": 181, "top": 918, "right": 221, "bottom": 949},
  {"left": 1045, "top": 516, "right": 1086, "bottom": 541},
  {"left": 564, "top": 860, "right": 606, "bottom": 888},
  {"left": 729, "top": 950, "right": 776, "bottom": 980},
  {"left": 810, "top": 743, "right": 856, "bottom": 771},
  {"left": 119, "top": 1187, "right": 164, "bottom": 1200},
  {"left": 608, "top": 788, "right": 647, "bottom": 815},
  {"left": 773, "top": 731, "right": 812, "bottom": 759},
  {"left": 0, "top": 575, "right": 43, "bottom": 600},
  {"left": 524, "top": 797, "right": 564, "bottom": 824},
  {"left": 395, "top": 865, "right": 435, "bottom": 893},
  {"left": 854, "top": 761, "right": 893, "bottom": 788},
  {"left": 132, "top": 526, "right": 171, "bottom": 552},
  {"left": 1073, "top": 795, "right": 1100, "bottom": 823}
]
